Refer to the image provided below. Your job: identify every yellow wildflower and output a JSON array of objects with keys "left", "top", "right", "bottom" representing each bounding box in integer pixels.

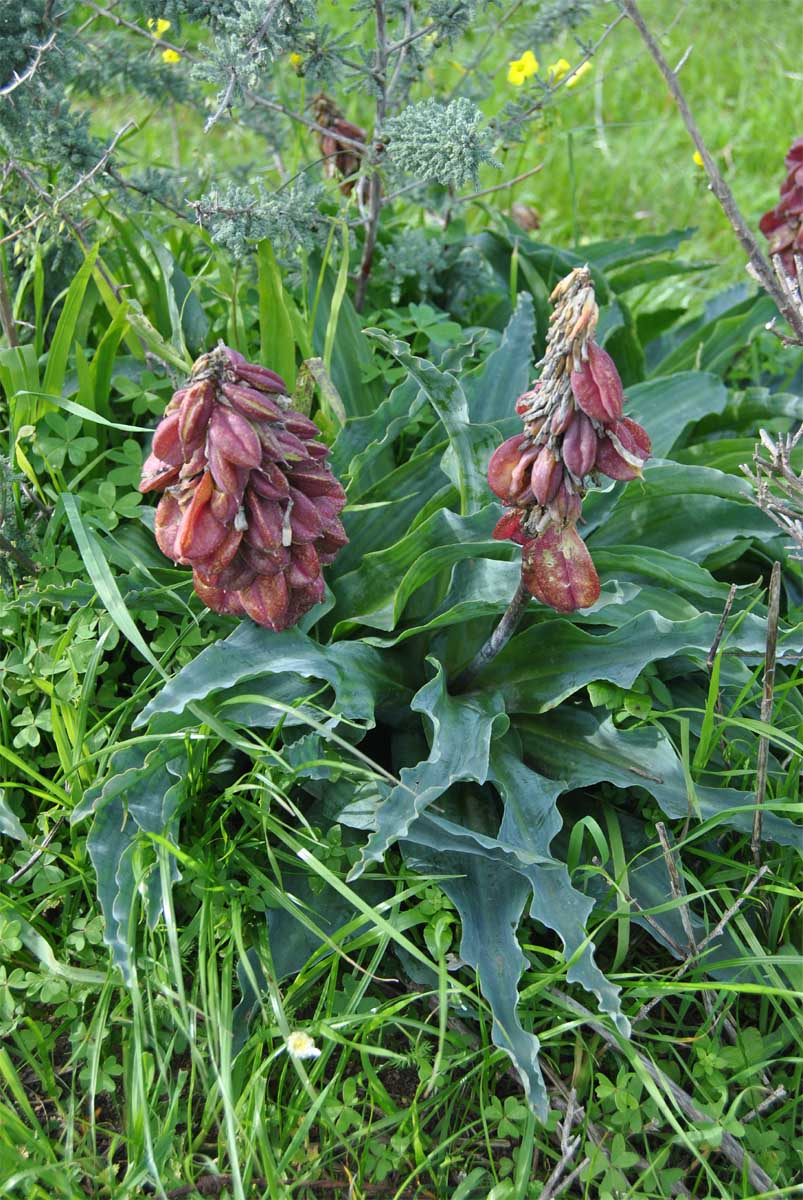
[
  {"left": 285, "top": 1031, "right": 321, "bottom": 1059},
  {"left": 565, "top": 60, "right": 592, "bottom": 88},
  {"left": 547, "top": 58, "right": 571, "bottom": 83},
  {"left": 507, "top": 50, "right": 538, "bottom": 86},
  {"left": 693, "top": 150, "right": 704, "bottom": 168},
  {"left": 289, "top": 52, "right": 303, "bottom": 68},
  {"left": 147, "top": 18, "right": 171, "bottom": 36},
  {"left": 162, "top": 48, "right": 181, "bottom": 64}
]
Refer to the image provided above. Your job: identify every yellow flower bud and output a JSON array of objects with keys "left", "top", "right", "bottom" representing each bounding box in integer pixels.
[
  {"left": 547, "top": 58, "right": 571, "bottom": 83},
  {"left": 162, "top": 48, "right": 181, "bottom": 64},
  {"left": 565, "top": 60, "right": 592, "bottom": 88},
  {"left": 147, "top": 18, "right": 171, "bottom": 36}
]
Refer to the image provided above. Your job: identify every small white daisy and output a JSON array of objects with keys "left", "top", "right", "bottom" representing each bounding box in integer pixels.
[{"left": 285, "top": 1031, "right": 321, "bottom": 1060}]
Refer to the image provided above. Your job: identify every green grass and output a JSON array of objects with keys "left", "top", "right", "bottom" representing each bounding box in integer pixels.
[{"left": 1, "top": 1, "right": 803, "bottom": 1197}]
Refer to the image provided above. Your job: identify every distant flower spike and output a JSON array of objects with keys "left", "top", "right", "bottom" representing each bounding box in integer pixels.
[
  {"left": 759, "top": 136, "right": 803, "bottom": 277},
  {"left": 140, "top": 343, "right": 348, "bottom": 630},
  {"left": 487, "top": 266, "right": 651, "bottom": 613}
]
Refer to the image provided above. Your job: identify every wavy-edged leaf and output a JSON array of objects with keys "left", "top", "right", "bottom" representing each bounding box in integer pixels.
[
  {"left": 350, "top": 661, "right": 508, "bottom": 875},
  {"left": 135, "top": 622, "right": 404, "bottom": 729},
  {"left": 75, "top": 745, "right": 186, "bottom": 982},
  {"left": 472, "top": 609, "right": 776, "bottom": 714},
  {"left": 332, "top": 375, "right": 424, "bottom": 489},
  {"left": 518, "top": 709, "right": 803, "bottom": 852},
  {"left": 368, "top": 332, "right": 491, "bottom": 515},
  {"left": 402, "top": 836, "right": 547, "bottom": 1115},
  {"left": 490, "top": 743, "right": 628, "bottom": 1033}
]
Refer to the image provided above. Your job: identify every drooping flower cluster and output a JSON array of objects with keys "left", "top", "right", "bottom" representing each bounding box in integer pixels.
[
  {"left": 311, "top": 93, "right": 366, "bottom": 196},
  {"left": 759, "top": 137, "right": 803, "bottom": 276},
  {"left": 487, "top": 267, "right": 651, "bottom": 613},
  {"left": 139, "top": 344, "right": 348, "bottom": 630}
]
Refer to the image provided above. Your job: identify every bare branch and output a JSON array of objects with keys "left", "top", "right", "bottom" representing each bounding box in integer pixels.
[
  {"left": 620, "top": 0, "right": 803, "bottom": 344},
  {"left": 752, "top": 561, "right": 782, "bottom": 866},
  {"left": 1, "top": 122, "right": 136, "bottom": 246},
  {"left": 0, "top": 33, "right": 58, "bottom": 98}
]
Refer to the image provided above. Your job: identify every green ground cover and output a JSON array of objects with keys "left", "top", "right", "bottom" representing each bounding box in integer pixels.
[{"left": 0, "top": 2, "right": 801, "bottom": 1198}]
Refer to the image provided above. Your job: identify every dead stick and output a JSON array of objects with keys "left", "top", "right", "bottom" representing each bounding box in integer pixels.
[
  {"left": 620, "top": 0, "right": 803, "bottom": 344},
  {"left": 548, "top": 988, "right": 774, "bottom": 1193},
  {"left": 752, "top": 561, "right": 782, "bottom": 866}
]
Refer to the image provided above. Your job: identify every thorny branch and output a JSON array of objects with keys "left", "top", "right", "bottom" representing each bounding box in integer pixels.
[
  {"left": 0, "top": 32, "right": 58, "bottom": 97},
  {"left": 1, "top": 123, "right": 137, "bottom": 247}
]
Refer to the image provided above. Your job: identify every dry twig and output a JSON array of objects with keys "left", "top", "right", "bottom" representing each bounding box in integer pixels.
[
  {"left": 620, "top": 0, "right": 803, "bottom": 344},
  {"left": 752, "top": 561, "right": 782, "bottom": 867}
]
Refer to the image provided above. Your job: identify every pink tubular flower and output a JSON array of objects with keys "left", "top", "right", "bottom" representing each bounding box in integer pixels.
[
  {"left": 140, "top": 344, "right": 348, "bottom": 630},
  {"left": 486, "top": 266, "right": 651, "bottom": 613}
]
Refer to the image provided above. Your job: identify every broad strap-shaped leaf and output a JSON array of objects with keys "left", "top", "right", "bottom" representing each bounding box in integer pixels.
[
  {"left": 75, "top": 745, "right": 186, "bottom": 983},
  {"left": 691, "top": 386, "right": 803, "bottom": 439},
  {"left": 471, "top": 608, "right": 774, "bottom": 714},
  {"left": 332, "top": 445, "right": 450, "bottom": 580},
  {"left": 135, "top": 623, "right": 403, "bottom": 730},
  {"left": 518, "top": 709, "right": 803, "bottom": 853},
  {"left": 331, "top": 503, "right": 512, "bottom": 634},
  {"left": 624, "top": 372, "right": 727, "bottom": 458},
  {"left": 402, "top": 837, "right": 548, "bottom": 1116},
  {"left": 581, "top": 228, "right": 695, "bottom": 273},
  {"left": 587, "top": 461, "right": 776, "bottom": 560},
  {"left": 461, "top": 292, "right": 535, "bottom": 423},
  {"left": 350, "top": 661, "right": 509, "bottom": 875}
]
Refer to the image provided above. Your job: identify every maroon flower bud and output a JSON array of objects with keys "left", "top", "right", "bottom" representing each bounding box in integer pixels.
[
  {"left": 561, "top": 411, "right": 597, "bottom": 479},
  {"left": 232, "top": 362, "right": 288, "bottom": 393},
  {"left": 522, "top": 525, "right": 601, "bottom": 613},
  {"left": 547, "top": 482, "right": 582, "bottom": 526},
  {"left": 179, "top": 381, "right": 215, "bottom": 450},
  {"left": 492, "top": 510, "right": 526, "bottom": 544},
  {"left": 530, "top": 447, "right": 563, "bottom": 506},
  {"left": 151, "top": 411, "right": 183, "bottom": 466},
  {"left": 487, "top": 433, "right": 528, "bottom": 501},
  {"left": 139, "top": 343, "right": 347, "bottom": 630},
  {"left": 222, "top": 381, "right": 285, "bottom": 422},
  {"left": 208, "top": 406, "right": 262, "bottom": 468},
  {"left": 595, "top": 417, "right": 651, "bottom": 481},
  {"left": 140, "top": 453, "right": 180, "bottom": 493},
  {"left": 570, "top": 342, "right": 624, "bottom": 423}
]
